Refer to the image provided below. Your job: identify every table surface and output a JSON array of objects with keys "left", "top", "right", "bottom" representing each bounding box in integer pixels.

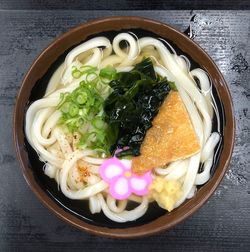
[
  {"left": 1, "top": 0, "right": 250, "bottom": 10},
  {"left": 0, "top": 6, "right": 250, "bottom": 252}
]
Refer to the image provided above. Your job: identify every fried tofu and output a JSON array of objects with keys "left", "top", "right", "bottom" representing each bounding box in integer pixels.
[{"left": 132, "top": 91, "right": 201, "bottom": 175}]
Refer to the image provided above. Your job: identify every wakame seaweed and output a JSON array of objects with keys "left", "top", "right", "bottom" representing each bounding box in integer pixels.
[{"left": 104, "top": 58, "right": 172, "bottom": 157}]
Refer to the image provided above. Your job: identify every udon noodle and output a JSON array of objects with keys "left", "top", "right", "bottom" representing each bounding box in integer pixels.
[{"left": 25, "top": 33, "right": 221, "bottom": 222}]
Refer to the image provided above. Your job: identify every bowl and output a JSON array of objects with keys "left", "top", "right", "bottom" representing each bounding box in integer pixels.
[{"left": 13, "top": 16, "right": 235, "bottom": 238}]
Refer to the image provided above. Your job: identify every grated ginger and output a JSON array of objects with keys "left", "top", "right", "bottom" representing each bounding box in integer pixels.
[{"left": 149, "top": 177, "right": 182, "bottom": 212}]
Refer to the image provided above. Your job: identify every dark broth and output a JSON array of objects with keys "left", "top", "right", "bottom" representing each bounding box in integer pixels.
[{"left": 24, "top": 29, "right": 225, "bottom": 228}]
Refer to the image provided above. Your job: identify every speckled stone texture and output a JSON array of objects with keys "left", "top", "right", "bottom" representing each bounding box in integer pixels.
[{"left": 0, "top": 10, "right": 249, "bottom": 252}]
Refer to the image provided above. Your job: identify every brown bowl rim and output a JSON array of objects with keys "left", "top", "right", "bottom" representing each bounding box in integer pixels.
[{"left": 13, "top": 16, "right": 235, "bottom": 239}]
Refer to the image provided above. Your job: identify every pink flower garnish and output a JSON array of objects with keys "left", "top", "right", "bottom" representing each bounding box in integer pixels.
[{"left": 100, "top": 157, "right": 152, "bottom": 200}]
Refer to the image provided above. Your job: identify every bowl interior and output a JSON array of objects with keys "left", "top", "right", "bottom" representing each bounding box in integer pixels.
[{"left": 14, "top": 17, "right": 234, "bottom": 237}]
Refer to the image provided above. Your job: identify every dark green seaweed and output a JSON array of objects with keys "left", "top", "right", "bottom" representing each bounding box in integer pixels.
[{"left": 104, "top": 58, "right": 172, "bottom": 157}]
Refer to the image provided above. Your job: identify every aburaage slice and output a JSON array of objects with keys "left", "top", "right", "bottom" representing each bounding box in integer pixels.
[{"left": 132, "top": 91, "right": 201, "bottom": 175}]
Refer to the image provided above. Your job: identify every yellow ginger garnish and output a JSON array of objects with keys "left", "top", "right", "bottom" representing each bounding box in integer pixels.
[{"left": 149, "top": 177, "right": 182, "bottom": 212}]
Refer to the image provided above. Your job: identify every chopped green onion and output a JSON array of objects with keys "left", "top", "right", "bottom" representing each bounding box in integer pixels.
[
  {"left": 76, "top": 93, "right": 87, "bottom": 105},
  {"left": 57, "top": 71, "right": 115, "bottom": 155},
  {"left": 96, "top": 131, "right": 106, "bottom": 142},
  {"left": 80, "top": 65, "right": 97, "bottom": 73},
  {"left": 92, "top": 117, "right": 105, "bottom": 129},
  {"left": 169, "top": 82, "right": 178, "bottom": 91},
  {"left": 71, "top": 66, "right": 98, "bottom": 79},
  {"left": 99, "top": 67, "right": 117, "bottom": 80},
  {"left": 68, "top": 103, "right": 79, "bottom": 117},
  {"left": 57, "top": 92, "right": 69, "bottom": 109},
  {"left": 61, "top": 102, "right": 71, "bottom": 113},
  {"left": 82, "top": 107, "right": 89, "bottom": 116},
  {"left": 76, "top": 118, "right": 84, "bottom": 127},
  {"left": 72, "top": 70, "right": 82, "bottom": 79},
  {"left": 86, "top": 72, "right": 98, "bottom": 84}
]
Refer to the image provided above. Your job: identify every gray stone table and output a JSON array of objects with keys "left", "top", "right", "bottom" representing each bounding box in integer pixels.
[{"left": 0, "top": 9, "right": 249, "bottom": 252}]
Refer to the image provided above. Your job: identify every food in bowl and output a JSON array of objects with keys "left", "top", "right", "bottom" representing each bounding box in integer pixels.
[{"left": 25, "top": 32, "right": 222, "bottom": 223}]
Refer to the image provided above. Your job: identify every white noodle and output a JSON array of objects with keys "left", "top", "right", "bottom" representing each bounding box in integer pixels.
[
  {"left": 65, "top": 37, "right": 111, "bottom": 67},
  {"left": 98, "top": 194, "right": 148, "bottom": 222},
  {"left": 112, "top": 33, "right": 139, "bottom": 67},
  {"left": 60, "top": 151, "right": 108, "bottom": 199},
  {"left": 46, "top": 63, "right": 64, "bottom": 95},
  {"left": 201, "top": 132, "right": 220, "bottom": 162},
  {"left": 89, "top": 195, "right": 102, "bottom": 214}
]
